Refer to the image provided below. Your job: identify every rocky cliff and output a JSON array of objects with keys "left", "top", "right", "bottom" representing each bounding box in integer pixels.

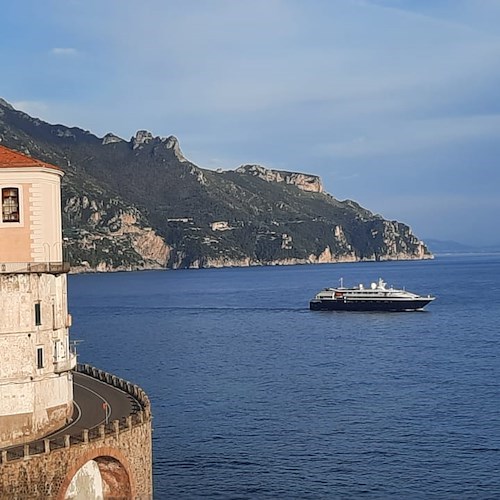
[
  {"left": 235, "top": 164, "right": 324, "bottom": 193},
  {"left": 62, "top": 187, "right": 170, "bottom": 273},
  {"left": 0, "top": 98, "right": 432, "bottom": 271}
]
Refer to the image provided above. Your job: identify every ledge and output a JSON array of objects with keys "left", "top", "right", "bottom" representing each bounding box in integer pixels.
[
  {"left": 53, "top": 352, "right": 77, "bottom": 374},
  {"left": 0, "top": 261, "right": 71, "bottom": 274}
]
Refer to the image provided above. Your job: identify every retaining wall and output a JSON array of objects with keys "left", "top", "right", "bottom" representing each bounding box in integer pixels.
[{"left": 0, "top": 364, "right": 153, "bottom": 499}]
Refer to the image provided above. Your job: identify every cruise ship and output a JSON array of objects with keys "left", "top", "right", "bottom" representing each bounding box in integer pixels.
[{"left": 309, "top": 278, "right": 435, "bottom": 312}]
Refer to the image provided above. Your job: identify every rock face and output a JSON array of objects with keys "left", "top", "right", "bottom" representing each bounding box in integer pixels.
[
  {"left": 102, "top": 133, "right": 124, "bottom": 145},
  {"left": 129, "top": 130, "right": 187, "bottom": 162},
  {"left": 131, "top": 130, "right": 154, "bottom": 149},
  {"left": 63, "top": 193, "right": 169, "bottom": 273},
  {"left": 236, "top": 164, "right": 324, "bottom": 193},
  {"left": 0, "top": 98, "right": 432, "bottom": 272},
  {"left": 162, "top": 135, "right": 187, "bottom": 162}
]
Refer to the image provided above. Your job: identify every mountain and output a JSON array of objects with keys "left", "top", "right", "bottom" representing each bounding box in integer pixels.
[
  {"left": 0, "top": 98, "right": 432, "bottom": 271},
  {"left": 425, "top": 238, "right": 500, "bottom": 254}
]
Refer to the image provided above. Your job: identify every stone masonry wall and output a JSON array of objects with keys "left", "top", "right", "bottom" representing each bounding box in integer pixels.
[
  {"left": 0, "top": 422, "right": 152, "bottom": 499},
  {"left": 0, "top": 365, "right": 153, "bottom": 500}
]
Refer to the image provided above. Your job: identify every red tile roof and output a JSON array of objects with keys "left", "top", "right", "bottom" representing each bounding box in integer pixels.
[{"left": 0, "top": 144, "right": 61, "bottom": 171}]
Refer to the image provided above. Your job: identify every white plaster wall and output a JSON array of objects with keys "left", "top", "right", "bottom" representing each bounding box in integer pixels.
[
  {"left": 33, "top": 373, "right": 74, "bottom": 416},
  {"left": 0, "top": 380, "right": 34, "bottom": 415},
  {"left": 0, "top": 333, "right": 32, "bottom": 379},
  {"left": 0, "top": 375, "right": 73, "bottom": 420}
]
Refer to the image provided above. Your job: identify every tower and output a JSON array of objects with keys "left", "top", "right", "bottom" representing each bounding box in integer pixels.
[{"left": 0, "top": 144, "right": 75, "bottom": 447}]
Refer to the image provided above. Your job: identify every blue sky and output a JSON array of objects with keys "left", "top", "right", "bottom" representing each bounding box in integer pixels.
[{"left": 2, "top": 0, "right": 500, "bottom": 246}]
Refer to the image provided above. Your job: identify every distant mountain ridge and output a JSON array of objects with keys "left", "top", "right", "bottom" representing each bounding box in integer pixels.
[
  {"left": 0, "top": 98, "right": 432, "bottom": 271},
  {"left": 425, "top": 239, "right": 500, "bottom": 254}
]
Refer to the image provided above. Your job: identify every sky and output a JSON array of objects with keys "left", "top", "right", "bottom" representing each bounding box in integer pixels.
[{"left": 2, "top": 0, "right": 500, "bottom": 247}]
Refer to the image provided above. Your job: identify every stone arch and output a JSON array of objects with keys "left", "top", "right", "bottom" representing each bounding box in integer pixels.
[{"left": 58, "top": 447, "right": 135, "bottom": 500}]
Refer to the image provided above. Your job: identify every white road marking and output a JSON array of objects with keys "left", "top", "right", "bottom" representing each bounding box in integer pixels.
[{"left": 73, "top": 380, "right": 113, "bottom": 428}]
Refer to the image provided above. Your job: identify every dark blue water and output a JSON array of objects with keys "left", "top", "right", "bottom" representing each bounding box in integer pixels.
[{"left": 68, "top": 255, "right": 500, "bottom": 499}]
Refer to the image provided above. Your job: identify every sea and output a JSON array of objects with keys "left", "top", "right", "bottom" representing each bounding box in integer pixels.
[{"left": 68, "top": 254, "right": 500, "bottom": 499}]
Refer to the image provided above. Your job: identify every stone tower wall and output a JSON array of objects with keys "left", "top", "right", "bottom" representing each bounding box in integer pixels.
[
  {"left": 0, "top": 159, "right": 74, "bottom": 448},
  {"left": 0, "top": 271, "right": 75, "bottom": 447}
]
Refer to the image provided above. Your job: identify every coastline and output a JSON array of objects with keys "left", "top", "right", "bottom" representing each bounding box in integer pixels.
[{"left": 68, "top": 252, "right": 434, "bottom": 274}]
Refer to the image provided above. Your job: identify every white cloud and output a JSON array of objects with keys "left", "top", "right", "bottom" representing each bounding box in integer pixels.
[{"left": 50, "top": 47, "right": 78, "bottom": 56}]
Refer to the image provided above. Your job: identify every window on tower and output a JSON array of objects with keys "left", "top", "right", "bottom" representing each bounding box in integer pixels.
[
  {"left": 37, "top": 347, "right": 44, "bottom": 369},
  {"left": 2, "top": 187, "right": 20, "bottom": 222},
  {"left": 35, "top": 302, "right": 41, "bottom": 326}
]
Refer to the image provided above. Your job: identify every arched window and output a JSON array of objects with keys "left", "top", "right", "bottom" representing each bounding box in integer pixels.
[{"left": 2, "top": 187, "right": 20, "bottom": 222}]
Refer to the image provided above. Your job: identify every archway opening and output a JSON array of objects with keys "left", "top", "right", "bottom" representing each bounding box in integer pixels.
[
  {"left": 64, "top": 456, "right": 131, "bottom": 500},
  {"left": 95, "top": 456, "right": 132, "bottom": 499}
]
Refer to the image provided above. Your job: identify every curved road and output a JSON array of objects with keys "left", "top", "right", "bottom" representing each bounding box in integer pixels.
[
  {"left": 49, "top": 371, "right": 140, "bottom": 439},
  {"left": 3, "top": 371, "right": 140, "bottom": 456}
]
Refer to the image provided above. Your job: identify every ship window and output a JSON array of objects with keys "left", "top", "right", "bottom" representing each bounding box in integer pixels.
[
  {"left": 37, "top": 347, "right": 44, "bottom": 369},
  {"left": 35, "top": 302, "right": 41, "bottom": 326},
  {"left": 2, "top": 187, "right": 20, "bottom": 222}
]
